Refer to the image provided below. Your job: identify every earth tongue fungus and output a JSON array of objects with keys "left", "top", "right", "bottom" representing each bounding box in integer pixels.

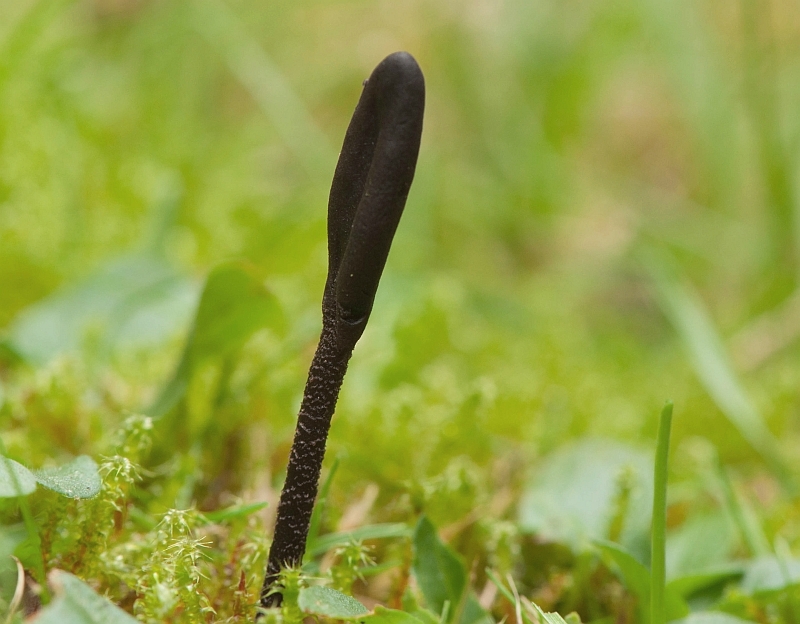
[{"left": 260, "top": 52, "right": 425, "bottom": 610}]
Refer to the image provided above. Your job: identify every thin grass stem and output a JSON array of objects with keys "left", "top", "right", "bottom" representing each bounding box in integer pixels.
[{"left": 651, "top": 401, "right": 673, "bottom": 624}]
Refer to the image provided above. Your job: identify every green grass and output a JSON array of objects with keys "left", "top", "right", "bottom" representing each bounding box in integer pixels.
[
  {"left": 2, "top": 0, "right": 800, "bottom": 622},
  {"left": 651, "top": 402, "right": 672, "bottom": 624}
]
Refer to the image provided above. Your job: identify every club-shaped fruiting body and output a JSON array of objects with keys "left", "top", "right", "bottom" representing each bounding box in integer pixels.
[{"left": 260, "top": 51, "right": 425, "bottom": 610}]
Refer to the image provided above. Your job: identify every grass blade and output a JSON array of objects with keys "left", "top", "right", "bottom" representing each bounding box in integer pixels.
[
  {"left": 305, "top": 456, "right": 340, "bottom": 560},
  {"left": 651, "top": 401, "right": 673, "bottom": 624},
  {"left": 715, "top": 461, "right": 770, "bottom": 557},
  {"left": 646, "top": 253, "right": 794, "bottom": 492},
  {"left": 191, "top": 0, "right": 333, "bottom": 175}
]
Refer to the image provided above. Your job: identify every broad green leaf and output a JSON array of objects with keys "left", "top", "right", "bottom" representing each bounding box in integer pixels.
[
  {"left": 32, "top": 570, "right": 139, "bottom": 623},
  {"left": 646, "top": 254, "right": 793, "bottom": 490},
  {"left": 0, "top": 456, "right": 37, "bottom": 497},
  {"left": 148, "top": 261, "right": 284, "bottom": 416},
  {"left": 412, "top": 516, "right": 490, "bottom": 624},
  {"left": 596, "top": 540, "right": 650, "bottom": 620},
  {"left": 104, "top": 276, "right": 198, "bottom": 353},
  {"left": 460, "top": 595, "right": 493, "bottom": 624},
  {"left": 666, "top": 512, "right": 735, "bottom": 580},
  {"left": 310, "top": 523, "right": 412, "bottom": 557},
  {"left": 595, "top": 540, "right": 689, "bottom": 622},
  {"left": 9, "top": 254, "right": 197, "bottom": 365},
  {"left": 401, "top": 590, "right": 441, "bottom": 624},
  {"left": 666, "top": 563, "right": 744, "bottom": 600},
  {"left": 671, "top": 614, "right": 756, "bottom": 624},
  {"left": 519, "top": 438, "right": 653, "bottom": 551},
  {"left": 0, "top": 339, "right": 23, "bottom": 365},
  {"left": 740, "top": 556, "right": 800, "bottom": 594},
  {"left": 298, "top": 586, "right": 368, "bottom": 618},
  {"left": 33, "top": 455, "right": 101, "bottom": 499},
  {"left": 413, "top": 515, "right": 467, "bottom": 619},
  {"left": 0, "top": 525, "right": 26, "bottom": 561},
  {"left": 362, "top": 606, "right": 427, "bottom": 624},
  {"left": 189, "top": 262, "right": 284, "bottom": 360}
]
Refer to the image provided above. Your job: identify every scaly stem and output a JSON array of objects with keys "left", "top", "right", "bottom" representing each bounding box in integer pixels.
[{"left": 261, "top": 320, "right": 350, "bottom": 606}]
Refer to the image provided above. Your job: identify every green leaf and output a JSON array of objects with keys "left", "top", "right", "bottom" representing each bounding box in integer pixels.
[
  {"left": 148, "top": 261, "right": 284, "bottom": 416},
  {"left": 9, "top": 254, "right": 197, "bottom": 365},
  {"left": 189, "top": 261, "right": 284, "bottom": 360},
  {"left": 595, "top": 540, "right": 689, "bottom": 623},
  {"left": 0, "top": 525, "right": 26, "bottom": 561},
  {"left": 531, "top": 602, "right": 569, "bottom": 624},
  {"left": 519, "top": 438, "right": 653, "bottom": 551},
  {"left": 0, "top": 456, "right": 37, "bottom": 497},
  {"left": 0, "top": 455, "right": 103, "bottom": 500},
  {"left": 298, "top": 586, "right": 368, "bottom": 618},
  {"left": 666, "top": 512, "right": 736, "bottom": 580},
  {"left": 666, "top": 564, "right": 744, "bottom": 600},
  {"left": 460, "top": 596, "right": 492, "bottom": 624},
  {"left": 401, "top": 590, "right": 441, "bottom": 624},
  {"left": 740, "top": 556, "right": 800, "bottom": 594},
  {"left": 412, "top": 515, "right": 467, "bottom": 619},
  {"left": 33, "top": 455, "right": 101, "bottom": 499},
  {"left": 412, "top": 516, "right": 490, "bottom": 624},
  {"left": 310, "top": 523, "right": 412, "bottom": 557},
  {"left": 361, "top": 606, "right": 427, "bottom": 624},
  {"left": 715, "top": 463, "right": 770, "bottom": 557},
  {"left": 596, "top": 540, "right": 650, "bottom": 620},
  {"left": 0, "top": 525, "right": 26, "bottom": 604},
  {"left": 671, "top": 614, "right": 756, "bottom": 624},
  {"left": 202, "top": 501, "right": 268, "bottom": 524},
  {"left": 32, "top": 570, "right": 139, "bottom": 623},
  {"left": 645, "top": 253, "right": 794, "bottom": 491}
]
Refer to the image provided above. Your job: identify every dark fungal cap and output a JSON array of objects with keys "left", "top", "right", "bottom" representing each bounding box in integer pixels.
[
  {"left": 370, "top": 52, "right": 425, "bottom": 114},
  {"left": 377, "top": 51, "right": 424, "bottom": 85},
  {"left": 326, "top": 51, "right": 425, "bottom": 352}
]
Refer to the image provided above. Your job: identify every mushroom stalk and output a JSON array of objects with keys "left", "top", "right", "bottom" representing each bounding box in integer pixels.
[{"left": 260, "top": 51, "right": 425, "bottom": 609}]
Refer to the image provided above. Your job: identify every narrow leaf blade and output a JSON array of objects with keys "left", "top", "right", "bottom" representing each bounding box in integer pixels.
[
  {"left": 361, "top": 606, "right": 427, "bottom": 624},
  {"left": 646, "top": 254, "right": 793, "bottom": 489},
  {"left": 310, "top": 522, "right": 411, "bottom": 557}
]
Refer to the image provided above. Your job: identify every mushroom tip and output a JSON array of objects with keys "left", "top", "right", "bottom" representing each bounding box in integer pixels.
[
  {"left": 377, "top": 51, "right": 425, "bottom": 88},
  {"left": 384, "top": 50, "right": 418, "bottom": 66}
]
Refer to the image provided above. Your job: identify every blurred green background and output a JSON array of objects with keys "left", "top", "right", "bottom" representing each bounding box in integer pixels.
[{"left": 2, "top": 0, "right": 800, "bottom": 564}]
